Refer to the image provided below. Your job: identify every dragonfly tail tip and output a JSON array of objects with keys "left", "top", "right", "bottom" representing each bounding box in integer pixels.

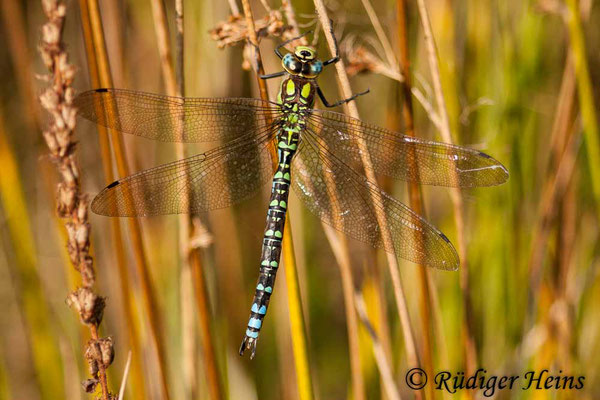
[{"left": 239, "top": 336, "right": 258, "bottom": 359}]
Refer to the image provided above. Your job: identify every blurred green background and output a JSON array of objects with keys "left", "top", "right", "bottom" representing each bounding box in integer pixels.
[{"left": 0, "top": 0, "right": 599, "bottom": 398}]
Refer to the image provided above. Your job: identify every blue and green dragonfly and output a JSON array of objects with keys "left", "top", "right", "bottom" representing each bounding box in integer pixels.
[{"left": 74, "top": 32, "right": 508, "bottom": 358}]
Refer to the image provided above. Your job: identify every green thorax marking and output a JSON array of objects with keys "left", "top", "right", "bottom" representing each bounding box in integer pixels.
[
  {"left": 277, "top": 75, "right": 316, "bottom": 109},
  {"left": 277, "top": 75, "right": 316, "bottom": 140}
]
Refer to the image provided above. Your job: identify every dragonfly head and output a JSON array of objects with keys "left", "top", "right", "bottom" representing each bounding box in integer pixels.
[{"left": 282, "top": 46, "right": 323, "bottom": 79}]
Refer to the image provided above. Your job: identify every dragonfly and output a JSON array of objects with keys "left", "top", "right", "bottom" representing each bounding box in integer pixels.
[{"left": 74, "top": 31, "right": 508, "bottom": 359}]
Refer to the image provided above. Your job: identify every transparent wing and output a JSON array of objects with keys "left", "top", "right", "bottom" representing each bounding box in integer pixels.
[
  {"left": 74, "top": 88, "right": 282, "bottom": 143},
  {"left": 307, "top": 110, "right": 508, "bottom": 187},
  {"left": 91, "top": 126, "right": 278, "bottom": 216},
  {"left": 292, "top": 130, "right": 459, "bottom": 270}
]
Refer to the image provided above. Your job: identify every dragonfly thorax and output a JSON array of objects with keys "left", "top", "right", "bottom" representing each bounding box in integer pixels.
[
  {"left": 277, "top": 76, "right": 316, "bottom": 132},
  {"left": 277, "top": 74, "right": 317, "bottom": 105}
]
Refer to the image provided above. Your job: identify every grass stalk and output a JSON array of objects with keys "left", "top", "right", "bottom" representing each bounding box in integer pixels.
[
  {"left": 147, "top": 1, "right": 211, "bottom": 398},
  {"left": 354, "top": 294, "right": 401, "bottom": 400},
  {"left": 297, "top": 146, "right": 365, "bottom": 400},
  {"left": 527, "top": 58, "right": 579, "bottom": 323},
  {"left": 38, "top": 0, "right": 115, "bottom": 397},
  {"left": 79, "top": 0, "right": 171, "bottom": 398},
  {"left": 77, "top": 2, "right": 147, "bottom": 398},
  {"left": 241, "top": 1, "right": 314, "bottom": 398},
  {"left": 312, "top": 0, "right": 422, "bottom": 371},
  {"left": 413, "top": 0, "right": 475, "bottom": 376},
  {"left": 118, "top": 351, "right": 133, "bottom": 400},
  {"left": 1, "top": 0, "right": 42, "bottom": 133},
  {"left": 190, "top": 244, "right": 225, "bottom": 400},
  {"left": 322, "top": 225, "right": 366, "bottom": 400},
  {"left": 396, "top": 1, "right": 434, "bottom": 397},
  {"left": 281, "top": 221, "right": 314, "bottom": 400},
  {"left": 564, "top": 0, "right": 600, "bottom": 222}
]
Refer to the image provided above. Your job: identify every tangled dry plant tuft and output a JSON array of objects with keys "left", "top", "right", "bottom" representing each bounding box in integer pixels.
[{"left": 210, "top": 9, "right": 294, "bottom": 70}]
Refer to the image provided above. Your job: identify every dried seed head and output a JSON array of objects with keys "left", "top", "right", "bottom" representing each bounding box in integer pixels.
[
  {"left": 64, "top": 87, "right": 75, "bottom": 104},
  {"left": 79, "top": 256, "right": 95, "bottom": 288},
  {"left": 62, "top": 106, "right": 77, "bottom": 130},
  {"left": 66, "top": 288, "right": 105, "bottom": 325},
  {"left": 85, "top": 343, "right": 100, "bottom": 376},
  {"left": 42, "top": 22, "right": 61, "bottom": 46},
  {"left": 57, "top": 183, "right": 76, "bottom": 216},
  {"left": 77, "top": 196, "right": 89, "bottom": 220},
  {"left": 40, "top": 88, "right": 59, "bottom": 111},
  {"left": 191, "top": 218, "right": 214, "bottom": 249},
  {"left": 98, "top": 337, "right": 115, "bottom": 368},
  {"left": 55, "top": 2, "right": 66, "bottom": 17},
  {"left": 42, "top": 130, "right": 59, "bottom": 155},
  {"left": 210, "top": 10, "right": 292, "bottom": 49},
  {"left": 75, "top": 222, "right": 90, "bottom": 250},
  {"left": 39, "top": 48, "right": 54, "bottom": 69},
  {"left": 342, "top": 41, "right": 403, "bottom": 82},
  {"left": 81, "top": 378, "right": 98, "bottom": 393},
  {"left": 41, "top": 0, "right": 58, "bottom": 15},
  {"left": 344, "top": 45, "right": 379, "bottom": 77}
]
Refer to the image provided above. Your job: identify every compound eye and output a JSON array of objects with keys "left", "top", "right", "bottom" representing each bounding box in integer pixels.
[
  {"left": 303, "top": 61, "right": 322, "bottom": 78},
  {"left": 284, "top": 56, "right": 302, "bottom": 74},
  {"left": 289, "top": 59, "right": 302, "bottom": 72},
  {"left": 310, "top": 61, "right": 323, "bottom": 76}
]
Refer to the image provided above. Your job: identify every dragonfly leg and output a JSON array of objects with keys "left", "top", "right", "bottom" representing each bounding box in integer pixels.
[
  {"left": 317, "top": 86, "right": 370, "bottom": 108},
  {"left": 260, "top": 71, "right": 287, "bottom": 80},
  {"left": 323, "top": 20, "right": 340, "bottom": 66}
]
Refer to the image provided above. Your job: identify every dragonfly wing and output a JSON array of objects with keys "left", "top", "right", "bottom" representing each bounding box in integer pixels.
[
  {"left": 291, "top": 131, "right": 459, "bottom": 270},
  {"left": 74, "top": 88, "right": 281, "bottom": 143},
  {"left": 307, "top": 110, "right": 508, "bottom": 187},
  {"left": 92, "top": 127, "right": 278, "bottom": 216}
]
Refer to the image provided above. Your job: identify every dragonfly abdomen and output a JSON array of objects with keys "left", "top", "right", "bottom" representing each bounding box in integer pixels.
[{"left": 239, "top": 128, "right": 299, "bottom": 358}]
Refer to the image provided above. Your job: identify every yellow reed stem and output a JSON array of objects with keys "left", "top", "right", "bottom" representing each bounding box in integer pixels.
[
  {"left": 281, "top": 218, "right": 314, "bottom": 400},
  {"left": 77, "top": 3, "right": 146, "bottom": 399},
  {"left": 147, "top": 0, "right": 224, "bottom": 398},
  {"left": 80, "top": 0, "right": 170, "bottom": 398},
  {"left": 564, "top": 0, "right": 600, "bottom": 222},
  {"left": 397, "top": 1, "right": 434, "bottom": 398},
  {"left": 312, "top": 0, "right": 421, "bottom": 372}
]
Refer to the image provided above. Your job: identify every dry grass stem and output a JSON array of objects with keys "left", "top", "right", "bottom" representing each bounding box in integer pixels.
[
  {"left": 358, "top": 0, "right": 395, "bottom": 66},
  {"left": 39, "top": 0, "right": 112, "bottom": 397},
  {"left": 77, "top": 3, "right": 148, "bottom": 399},
  {"left": 342, "top": 39, "right": 444, "bottom": 139},
  {"left": 79, "top": 0, "right": 171, "bottom": 397},
  {"left": 311, "top": 0, "right": 421, "bottom": 370},
  {"left": 396, "top": 2, "right": 434, "bottom": 397},
  {"left": 295, "top": 151, "right": 365, "bottom": 400},
  {"left": 414, "top": 0, "right": 475, "bottom": 375},
  {"left": 282, "top": 0, "right": 302, "bottom": 37},
  {"left": 148, "top": 0, "right": 223, "bottom": 397},
  {"left": 564, "top": 0, "right": 600, "bottom": 221},
  {"left": 117, "top": 351, "right": 132, "bottom": 400},
  {"left": 2, "top": 0, "right": 42, "bottom": 132},
  {"left": 354, "top": 294, "right": 401, "bottom": 400}
]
